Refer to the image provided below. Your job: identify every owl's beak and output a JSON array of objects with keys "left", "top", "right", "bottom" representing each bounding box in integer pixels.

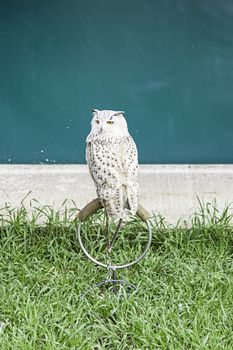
[{"left": 99, "top": 127, "right": 103, "bottom": 133}]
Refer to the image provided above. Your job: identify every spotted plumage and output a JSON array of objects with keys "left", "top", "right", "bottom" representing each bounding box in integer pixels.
[{"left": 86, "top": 109, "right": 139, "bottom": 221}]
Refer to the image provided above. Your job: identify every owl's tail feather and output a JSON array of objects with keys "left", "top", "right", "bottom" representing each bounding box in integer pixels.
[
  {"left": 102, "top": 200, "right": 137, "bottom": 223},
  {"left": 99, "top": 183, "right": 138, "bottom": 222}
]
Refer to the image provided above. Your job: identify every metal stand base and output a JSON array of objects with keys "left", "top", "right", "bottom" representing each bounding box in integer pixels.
[{"left": 81, "top": 277, "right": 137, "bottom": 299}]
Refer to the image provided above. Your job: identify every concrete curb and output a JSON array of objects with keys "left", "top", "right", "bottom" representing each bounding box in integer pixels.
[{"left": 0, "top": 164, "right": 232, "bottom": 225}]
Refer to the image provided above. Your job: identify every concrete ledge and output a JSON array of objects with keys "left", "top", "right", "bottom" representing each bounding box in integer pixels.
[{"left": 0, "top": 164, "right": 232, "bottom": 225}]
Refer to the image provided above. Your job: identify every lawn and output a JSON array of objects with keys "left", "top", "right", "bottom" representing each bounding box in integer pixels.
[{"left": 0, "top": 202, "right": 233, "bottom": 349}]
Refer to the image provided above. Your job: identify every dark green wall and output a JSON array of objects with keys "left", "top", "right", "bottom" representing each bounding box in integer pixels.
[{"left": 0, "top": 0, "right": 233, "bottom": 164}]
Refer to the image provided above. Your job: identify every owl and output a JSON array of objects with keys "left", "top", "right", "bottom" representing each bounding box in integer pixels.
[{"left": 86, "top": 109, "right": 139, "bottom": 222}]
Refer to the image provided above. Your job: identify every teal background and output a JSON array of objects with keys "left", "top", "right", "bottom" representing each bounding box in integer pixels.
[{"left": 0, "top": 0, "right": 233, "bottom": 164}]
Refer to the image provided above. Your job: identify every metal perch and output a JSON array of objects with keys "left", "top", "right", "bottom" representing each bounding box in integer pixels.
[
  {"left": 77, "top": 198, "right": 152, "bottom": 296},
  {"left": 77, "top": 198, "right": 151, "bottom": 222}
]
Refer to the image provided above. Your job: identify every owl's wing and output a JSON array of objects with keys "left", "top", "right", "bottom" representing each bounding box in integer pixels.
[
  {"left": 121, "top": 136, "right": 138, "bottom": 182},
  {"left": 86, "top": 142, "right": 96, "bottom": 183},
  {"left": 121, "top": 136, "right": 139, "bottom": 214}
]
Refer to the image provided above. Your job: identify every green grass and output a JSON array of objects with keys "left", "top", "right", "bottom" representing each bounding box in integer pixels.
[{"left": 0, "top": 201, "right": 233, "bottom": 349}]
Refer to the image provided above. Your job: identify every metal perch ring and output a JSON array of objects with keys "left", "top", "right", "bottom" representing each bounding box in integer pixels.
[
  {"left": 77, "top": 219, "right": 152, "bottom": 270},
  {"left": 76, "top": 198, "right": 152, "bottom": 295}
]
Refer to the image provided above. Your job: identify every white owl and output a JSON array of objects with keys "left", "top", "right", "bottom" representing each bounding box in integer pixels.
[{"left": 86, "top": 109, "right": 139, "bottom": 222}]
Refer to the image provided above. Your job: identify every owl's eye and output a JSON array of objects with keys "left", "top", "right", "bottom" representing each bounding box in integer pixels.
[
  {"left": 96, "top": 120, "right": 100, "bottom": 124},
  {"left": 107, "top": 121, "right": 113, "bottom": 125}
]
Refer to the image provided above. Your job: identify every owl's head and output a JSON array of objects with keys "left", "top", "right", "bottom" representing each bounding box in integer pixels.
[{"left": 90, "top": 109, "right": 129, "bottom": 137}]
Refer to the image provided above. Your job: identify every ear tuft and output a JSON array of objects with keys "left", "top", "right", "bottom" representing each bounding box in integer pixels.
[
  {"left": 91, "top": 109, "right": 98, "bottom": 113},
  {"left": 114, "top": 111, "right": 125, "bottom": 116}
]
